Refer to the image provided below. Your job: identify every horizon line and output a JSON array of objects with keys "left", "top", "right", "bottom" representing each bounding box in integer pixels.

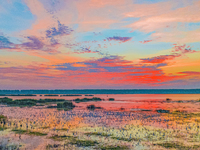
[{"left": 0, "top": 88, "right": 200, "bottom": 91}]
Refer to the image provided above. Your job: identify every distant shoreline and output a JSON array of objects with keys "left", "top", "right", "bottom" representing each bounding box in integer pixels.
[{"left": 0, "top": 89, "right": 200, "bottom": 94}]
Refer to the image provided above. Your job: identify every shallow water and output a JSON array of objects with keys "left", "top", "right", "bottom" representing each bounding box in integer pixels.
[
  {"left": 1, "top": 93, "right": 200, "bottom": 100},
  {"left": 1, "top": 94, "right": 200, "bottom": 149}
]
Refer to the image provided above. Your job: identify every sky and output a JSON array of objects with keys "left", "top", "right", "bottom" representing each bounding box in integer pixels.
[{"left": 0, "top": 0, "right": 200, "bottom": 89}]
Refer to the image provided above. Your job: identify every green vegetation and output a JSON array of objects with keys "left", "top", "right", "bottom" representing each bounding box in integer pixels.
[
  {"left": 0, "top": 144, "right": 22, "bottom": 150},
  {"left": 0, "top": 126, "right": 7, "bottom": 130},
  {"left": 74, "top": 97, "right": 102, "bottom": 103},
  {"left": 61, "top": 94, "right": 82, "bottom": 96},
  {"left": 49, "top": 135, "right": 75, "bottom": 141},
  {"left": 37, "top": 99, "right": 65, "bottom": 103},
  {"left": 46, "top": 106, "right": 57, "bottom": 108},
  {"left": 44, "top": 94, "right": 59, "bottom": 96},
  {"left": 156, "top": 142, "right": 200, "bottom": 150},
  {"left": 50, "top": 135, "right": 99, "bottom": 147},
  {"left": 156, "top": 109, "right": 170, "bottom": 113},
  {"left": 36, "top": 104, "right": 45, "bottom": 106},
  {"left": 0, "top": 98, "right": 36, "bottom": 107},
  {"left": 46, "top": 144, "right": 62, "bottom": 149},
  {"left": 12, "top": 129, "right": 27, "bottom": 134},
  {"left": 111, "top": 136, "right": 139, "bottom": 142},
  {"left": 85, "top": 95, "right": 94, "bottom": 96},
  {"left": 141, "top": 109, "right": 151, "bottom": 111},
  {"left": 166, "top": 98, "right": 172, "bottom": 101},
  {"left": 108, "top": 98, "right": 115, "bottom": 101},
  {"left": 0, "top": 114, "right": 7, "bottom": 120},
  {"left": 0, "top": 94, "right": 36, "bottom": 96},
  {"left": 12, "top": 129, "right": 47, "bottom": 136},
  {"left": 0, "top": 97, "right": 13, "bottom": 104},
  {"left": 120, "top": 107, "right": 125, "bottom": 110},
  {"left": 0, "top": 97, "right": 69, "bottom": 107},
  {"left": 28, "top": 131, "right": 47, "bottom": 136},
  {"left": 70, "top": 139, "right": 98, "bottom": 147},
  {"left": 0, "top": 114, "right": 7, "bottom": 130},
  {"left": 99, "top": 145, "right": 129, "bottom": 150},
  {"left": 41, "top": 127, "right": 50, "bottom": 129},
  {"left": 85, "top": 132, "right": 112, "bottom": 137},
  {"left": 8, "top": 99, "right": 37, "bottom": 107},
  {"left": 57, "top": 101, "right": 75, "bottom": 111},
  {"left": 87, "top": 105, "right": 95, "bottom": 110},
  {"left": 87, "top": 105, "right": 102, "bottom": 110},
  {"left": 170, "top": 111, "right": 200, "bottom": 118},
  {"left": 55, "top": 128, "right": 68, "bottom": 131},
  {"left": 177, "top": 100, "right": 184, "bottom": 103}
]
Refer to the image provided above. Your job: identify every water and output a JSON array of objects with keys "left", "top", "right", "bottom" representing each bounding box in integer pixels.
[{"left": 1, "top": 93, "right": 200, "bottom": 149}]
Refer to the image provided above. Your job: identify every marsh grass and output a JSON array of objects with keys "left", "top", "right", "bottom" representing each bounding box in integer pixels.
[
  {"left": 69, "top": 139, "right": 98, "bottom": 147},
  {"left": 0, "top": 126, "right": 7, "bottom": 130},
  {"left": 111, "top": 136, "right": 136, "bottom": 142},
  {"left": 0, "top": 114, "right": 7, "bottom": 119},
  {"left": 85, "top": 132, "right": 112, "bottom": 137},
  {"left": 0, "top": 97, "right": 69, "bottom": 107},
  {"left": 6, "top": 99, "right": 37, "bottom": 107},
  {"left": 41, "top": 126, "right": 49, "bottom": 129},
  {"left": 156, "top": 109, "right": 170, "bottom": 113},
  {"left": 61, "top": 94, "right": 82, "bottom": 96},
  {"left": 0, "top": 94, "right": 36, "bottom": 96},
  {"left": 156, "top": 142, "right": 200, "bottom": 150},
  {"left": 170, "top": 111, "right": 200, "bottom": 118},
  {"left": 12, "top": 129, "right": 47, "bottom": 136},
  {"left": 37, "top": 99, "right": 65, "bottom": 103},
  {"left": 99, "top": 145, "right": 129, "bottom": 150},
  {"left": 12, "top": 129, "right": 27, "bottom": 134},
  {"left": 108, "top": 98, "right": 115, "bottom": 101},
  {"left": 28, "top": 131, "right": 47, "bottom": 136},
  {"left": 55, "top": 128, "right": 69, "bottom": 131},
  {"left": 188, "top": 134, "right": 200, "bottom": 142},
  {"left": 174, "top": 133, "right": 186, "bottom": 139},
  {"left": 44, "top": 95, "right": 59, "bottom": 96},
  {"left": 74, "top": 97, "right": 102, "bottom": 103},
  {"left": 86, "top": 105, "right": 103, "bottom": 110},
  {"left": 49, "top": 135, "right": 75, "bottom": 141},
  {"left": 36, "top": 104, "right": 45, "bottom": 106},
  {"left": 57, "top": 108, "right": 74, "bottom": 111},
  {"left": 46, "top": 144, "right": 62, "bottom": 149},
  {"left": 57, "top": 101, "right": 75, "bottom": 111},
  {"left": 145, "top": 132, "right": 168, "bottom": 141},
  {"left": 0, "top": 97, "right": 13, "bottom": 104},
  {"left": 0, "top": 144, "right": 22, "bottom": 150},
  {"left": 167, "top": 111, "right": 200, "bottom": 126}
]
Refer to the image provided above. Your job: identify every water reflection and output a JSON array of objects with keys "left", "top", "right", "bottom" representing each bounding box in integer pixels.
[{"left": 1, "top": 94, "right": 200, "bottom": 149}]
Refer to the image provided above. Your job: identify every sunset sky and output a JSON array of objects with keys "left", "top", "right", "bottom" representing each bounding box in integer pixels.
[{"left": 0, "top": 0, "right": 200, "bottom": 89}]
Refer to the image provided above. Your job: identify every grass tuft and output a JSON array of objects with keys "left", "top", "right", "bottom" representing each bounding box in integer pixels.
[
  {"left": 70, "top": 139, "right": 98, "bottom": 147},
  {"left": 99, "top": 145, "right": 129, "bottom": 150},
  {"left": 12, "top": 129, "right": 47, "bottom": 136},
  {"left": 49, "top": 135, "right": 75, "bottom": 141}
]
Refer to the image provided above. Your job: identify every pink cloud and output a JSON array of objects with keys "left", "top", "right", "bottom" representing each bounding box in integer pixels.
[
  {"left": 140, "top": 44, "right": 198, "bottom": 64},
  {"left": 178, "top": 71, "right": 200, "bottom": 76},
  {"left": 151, "top": 29, "right": 200, "bottom": 43},
  {"left": 139, "top": 40, "right": 152, "bottom": 44},
  {"left": 172, "top": 44, "right": 196, "bottom": 54},
  {"left": 126, "top": 1, "right": 200, "bottom": 43},
  {"left": 0, "top": 53, "right": 197, "bottom": 89},
  {"left": 140, "top": 54, "right": 180, "bottom": 63}
]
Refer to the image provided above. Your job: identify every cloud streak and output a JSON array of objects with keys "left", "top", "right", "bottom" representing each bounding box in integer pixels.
[
  {"left": 0, "top": 35, "right": 15, "bottom": 49},
  {"left": 46, "top": 21, "right": 73, "bottom": 38},
  {"left": 140, "top": 44, "right": 198, "bottom": 64},
  {"left": 106, "top": 36, "right": 132, "bottom": 43}
]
